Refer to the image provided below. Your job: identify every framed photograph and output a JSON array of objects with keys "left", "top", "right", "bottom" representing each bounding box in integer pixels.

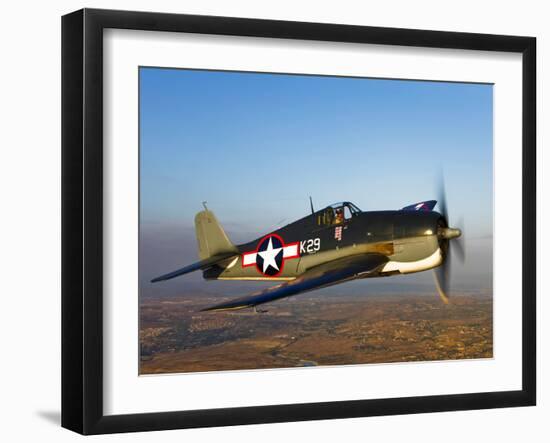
[{"left": 61, "top": 8, "right": 536, "bottom": 435}]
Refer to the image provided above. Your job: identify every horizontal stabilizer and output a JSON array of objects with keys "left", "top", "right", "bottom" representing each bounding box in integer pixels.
[
  {"left": 401, "top": 200, "right": 437, "bottom": 212},
  {"left": 201, "top": 253, "right": 388, "bottom": 312},
  {"left": 151, "top": 253, "right": 237, "bottom": 283}
]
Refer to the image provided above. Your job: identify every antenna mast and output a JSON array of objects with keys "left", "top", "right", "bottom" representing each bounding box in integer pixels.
[{"left": 309, "top": 196, "right": 314, "bottom": 214}]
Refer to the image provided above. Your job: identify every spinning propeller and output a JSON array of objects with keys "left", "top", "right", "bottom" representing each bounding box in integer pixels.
[{"left": 434, "top": 177, "right": 465, "bottom": 304}]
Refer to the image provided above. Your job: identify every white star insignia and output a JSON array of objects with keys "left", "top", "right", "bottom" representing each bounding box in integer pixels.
[{"left": 258, "top": 237, "right": 282, "bottom": 273}]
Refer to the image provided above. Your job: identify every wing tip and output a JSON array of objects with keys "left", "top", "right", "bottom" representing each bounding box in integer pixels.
[{"left": 401, "top": 200, "right": 437, "bottom": 212}]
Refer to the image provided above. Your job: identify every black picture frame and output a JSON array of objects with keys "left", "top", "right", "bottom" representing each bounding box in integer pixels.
[{"left": 62, "top": 8, "right": 536, "bottom": 435}]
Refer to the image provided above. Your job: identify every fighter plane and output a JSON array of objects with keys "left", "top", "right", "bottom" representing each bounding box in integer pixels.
[{"left": 151, "top": 185, "right": 464, "bottom": 312}]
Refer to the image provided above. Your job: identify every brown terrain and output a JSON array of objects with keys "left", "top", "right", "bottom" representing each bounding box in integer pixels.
[{"left": 139, "top": 292, "right": 492, "bottom": 374}]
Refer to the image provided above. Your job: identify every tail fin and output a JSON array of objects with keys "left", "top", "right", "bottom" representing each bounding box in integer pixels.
[{"left": 195, "top": 210, "right": 238, "bottom": 260}]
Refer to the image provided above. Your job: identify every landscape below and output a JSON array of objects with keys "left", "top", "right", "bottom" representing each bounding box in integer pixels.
[{"left": 139, "top": 292, "right": 493, "bottom": 374}]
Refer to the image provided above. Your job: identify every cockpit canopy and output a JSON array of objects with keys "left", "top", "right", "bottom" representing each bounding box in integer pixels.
[{"left": 317, "top": 201, "right": 362, "bottom": 226}]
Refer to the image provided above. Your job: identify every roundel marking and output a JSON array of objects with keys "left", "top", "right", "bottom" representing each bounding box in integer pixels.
[{"left": 242, "top": 234, "right": 300, "bottom": 277}]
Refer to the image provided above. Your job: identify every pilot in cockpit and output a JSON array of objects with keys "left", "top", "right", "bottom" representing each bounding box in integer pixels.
[{"left": 334, "top": 208, "right": 344, "bottom": 224}]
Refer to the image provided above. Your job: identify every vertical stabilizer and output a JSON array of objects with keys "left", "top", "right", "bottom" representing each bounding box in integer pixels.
[{"left": 194, "top": 210, "right": 238, "bottom": 260}]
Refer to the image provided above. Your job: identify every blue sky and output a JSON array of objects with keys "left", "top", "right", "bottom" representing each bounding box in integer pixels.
[{"left": 139, "top": 67, "right": 493, "bottom": 297}]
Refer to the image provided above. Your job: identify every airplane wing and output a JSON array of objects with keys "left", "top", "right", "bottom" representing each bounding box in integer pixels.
[
  {"left": 401, "top": 200, "right": 437, "bottom": 212},
  {"left": 201, "top": 253, "right": 389, "bottom": 312},
  {"left": 151, "top": 252, "right": 237, "bottom": 283}
]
